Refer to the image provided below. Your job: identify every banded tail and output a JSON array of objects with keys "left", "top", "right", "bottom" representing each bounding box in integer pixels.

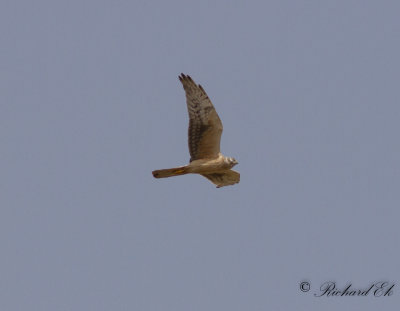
[{"left": 152, "top": 166, "right": 189, "bottom": 178}]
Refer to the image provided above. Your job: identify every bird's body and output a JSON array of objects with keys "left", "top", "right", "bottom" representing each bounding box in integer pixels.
[{"left": 152, "top": 74, "right": 239, "bottom": 188}]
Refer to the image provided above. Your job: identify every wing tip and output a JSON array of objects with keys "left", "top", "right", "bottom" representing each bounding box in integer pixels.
[{"left": 178, "top": 73, "right": 194, "bottom": 84}]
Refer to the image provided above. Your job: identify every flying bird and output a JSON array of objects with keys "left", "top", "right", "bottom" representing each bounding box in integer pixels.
[{"left": 152, "top": 74, "right": 240, "bottom": 188}]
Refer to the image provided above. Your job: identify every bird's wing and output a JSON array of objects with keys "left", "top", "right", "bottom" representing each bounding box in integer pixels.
[
  {"left": 179, "top": 74, "right": 223, "bottom": 161},
  {"left": 201, "top": 170, "right": 240, "bottom": 188}
]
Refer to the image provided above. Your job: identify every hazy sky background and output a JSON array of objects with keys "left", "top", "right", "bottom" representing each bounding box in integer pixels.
[{"left": 1, "top": 0, "right": 399, "bottom": 310}]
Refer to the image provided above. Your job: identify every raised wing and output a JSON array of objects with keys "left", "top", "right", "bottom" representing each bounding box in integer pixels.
[
  {"left": 179, "top": 74, "right": 223, "bottom": 161},
  {"left": 201, "top": 170, "right": 240, "bottom": 188}
]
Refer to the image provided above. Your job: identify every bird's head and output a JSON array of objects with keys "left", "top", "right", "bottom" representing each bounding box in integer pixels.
[{"left": 226, "top": 157, "right": 238, "bottom": 168}]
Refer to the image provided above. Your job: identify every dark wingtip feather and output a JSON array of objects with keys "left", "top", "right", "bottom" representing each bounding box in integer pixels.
[
  {"left": 179, "top": 73, "right": 196, "bottom": 86},
  {"left": 179, "top": 73, "right": 189, "bottom": 82}
]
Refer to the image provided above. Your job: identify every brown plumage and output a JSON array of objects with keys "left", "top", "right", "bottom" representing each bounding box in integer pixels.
[{"left": 152, "top": 74, "right": 239, "bottom": 188}]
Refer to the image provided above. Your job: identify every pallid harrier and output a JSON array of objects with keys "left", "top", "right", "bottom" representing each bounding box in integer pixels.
[{"left": 152, "top": 74, "right": 240, "bottom": 188}]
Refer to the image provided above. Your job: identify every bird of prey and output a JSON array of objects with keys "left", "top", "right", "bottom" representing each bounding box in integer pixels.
[{"left": 152, "top": 74, "right": 240, "bottom": 188}]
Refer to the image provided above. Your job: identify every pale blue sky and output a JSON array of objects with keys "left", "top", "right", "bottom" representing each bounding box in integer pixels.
[{"left": 1, "top": 0, "right": 399, "bottom": 310}]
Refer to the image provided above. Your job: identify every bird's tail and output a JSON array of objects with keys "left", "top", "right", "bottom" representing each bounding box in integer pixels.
[{"left": 152, "top": 166, "right": 189, "bottom": 178}]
